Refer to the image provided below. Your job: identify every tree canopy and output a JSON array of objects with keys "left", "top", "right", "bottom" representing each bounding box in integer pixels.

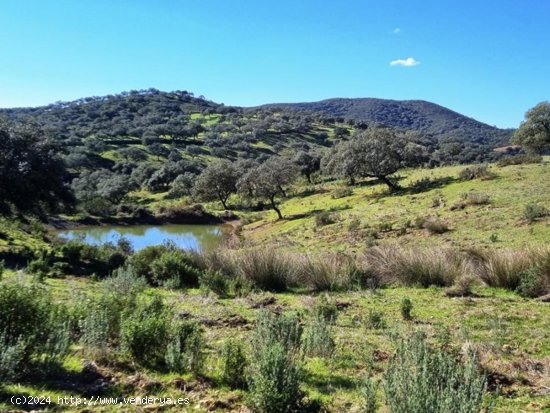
[
  {"left": 512, "top": 102, "right": 550, "bottom": 153},
  {"left": 0, "top": 119, "right": 74, "bottom": 214},
  {"left": 193, "top": 159, "right": 239, "bottom": 209}
]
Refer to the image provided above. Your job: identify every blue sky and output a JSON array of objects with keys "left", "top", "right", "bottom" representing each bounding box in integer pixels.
[{"left": 0, "top": 1, "right": 549, "bottom": 128}]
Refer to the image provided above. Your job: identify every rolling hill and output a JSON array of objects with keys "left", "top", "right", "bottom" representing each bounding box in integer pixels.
[{"left": 259, "top": 98, "right": 513, "bottom": 147}]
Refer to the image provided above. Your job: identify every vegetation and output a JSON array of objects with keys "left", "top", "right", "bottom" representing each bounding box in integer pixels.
[
  {"left": 0, "top": 91, "right": 549, "bottom": 412},
  {"left": 512, "top": 101, "right": 550, "bottom": 153}
]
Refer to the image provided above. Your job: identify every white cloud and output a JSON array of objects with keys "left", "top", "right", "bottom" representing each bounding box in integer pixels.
[
  {"left": 390, "top": 57, "right": 420, "bottom": 67},
  {"left": 392, "top": 28, "right": 401, "bottom": 34}
]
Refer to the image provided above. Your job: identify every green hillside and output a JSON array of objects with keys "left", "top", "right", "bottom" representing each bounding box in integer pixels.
[{"left": 241, "top": 159, "right": 550, "bottom": 251}]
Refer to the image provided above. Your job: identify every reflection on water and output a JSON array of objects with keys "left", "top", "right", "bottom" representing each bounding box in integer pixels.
[{"left": 57, "top": 224, "right": 225, "bottom": 252}]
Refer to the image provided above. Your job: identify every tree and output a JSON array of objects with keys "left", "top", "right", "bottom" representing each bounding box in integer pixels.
[
  {"left": 512, "top": 102, "right": 550, "bottom": 153},
  {"left": 193, "top": 160, "right": 239, "bottom": 209},
  {"left": 0, "top": 119, "right": 74, "bottom": 214},
  {"left": 324, "top": 127, "right": 418, "bottom": 190},
  {"left": 149, "top": 143, "right": 170, "bottom": 160},
  {"left": 237, "top": 157, "right": 298, "bottom": 219},
  {"left": 293, "top": 151, "right": 321, "bottom": 183}
]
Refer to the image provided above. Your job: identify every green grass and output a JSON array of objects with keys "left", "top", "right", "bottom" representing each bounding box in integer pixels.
[
  {"left": 1, "top": 271, "right": 549, "bottom": 412},
  {"left": 242, "top": 160, "right": 550, "bottom": 252}
]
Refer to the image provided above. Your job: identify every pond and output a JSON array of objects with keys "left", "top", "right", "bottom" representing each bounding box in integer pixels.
[{"left": 57, "top": 224, "right": 226, "bottom": 252}]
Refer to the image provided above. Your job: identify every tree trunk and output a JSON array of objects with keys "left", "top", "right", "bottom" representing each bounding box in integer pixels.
[
  {"left": 270, "top": 196, "right": 283, "bottom": 219},
  {"left": 218, "top": 194, "right": 228, "bottom": 210},
  {"left": 306, "top": 174, "right": 312, "bottom": 184},
  {"left": 277, "top": 185, "right": 287, "bottom": 198},
  {"left": 379, "top": 175, "right": 399, "bottom": 191}
]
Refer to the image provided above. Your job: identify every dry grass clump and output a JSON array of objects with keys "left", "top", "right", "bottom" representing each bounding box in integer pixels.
[
  {"left": 422, "top": 218, "right": 450, "bottom": 234},
  {"left": 474, "top": 247, "right": 550, "bottom": 296},
  {"left": 363, "top": 246, "right": 470, "bottom": 287},
  {"left": 464, "top": 192, "right": 491, "bottom": 206},
  {"left": 295, "top": 253, "right": 375, "bottom": 291},
  {"left": 458, "top": 164, "right": 496, "bottom": 181},
  {"left": 231, "top": 248, "right": 297, "bottom": 292}
]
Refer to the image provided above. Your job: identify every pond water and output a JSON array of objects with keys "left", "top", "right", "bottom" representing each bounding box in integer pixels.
[{"left": 57, "top": 224, "right": 226, "bottom": 252}]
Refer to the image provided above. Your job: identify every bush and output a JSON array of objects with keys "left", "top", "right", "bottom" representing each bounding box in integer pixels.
[
  {"left": 165, "top": 320, "right": 205, "bottom": 375},
  {"left": 199, "top": 269, "right": 230, "bottom": 297},
  {"left": 331, "top": 187, "right": 353, "bottom": 199},
  {"left": 151, "top": 250, "right": 201, "bottom": 288},
  {"left": 361, "top": 373, "right": 379, "bottom": 413},
  {"left": 249, "top": 311, "right": 304, "bottom": 413},
  {"left": 523, "top": 203, "right": 549, "bottom": 223},
  {"left": 384, "top": 333, "right": 487, "bottom": 413},
  {"left": 0, "top": 283, "right": 70, "bottom": 381},
  {"left": 366, "top": 310, "right": 386, "bottom": 329},
  {"left": 465, "top": 192, "right": 491, "bottom": 206},
  {"left": 497, "top": 153, "right": 542, "bottom": 167},
  {"left": 312, "top": 294, "right": 338, "bottom": 324},
  {"left": 302, "top": 315, "right": 335, "bottom": 358},
  {"left": 458, "top": 164, "right": 495, "bottom": 181},
  {"left": 423, "top": 218, "right": 449, "bottom": 234},
  {"left": 516, "top": 267, "right": 549, "bottom": 298},
  {"left": 400, "top": 297, "right": 413, "bottom": 321},
  {"left": 79, "top": 267, "right": 145, "bottom": 355},
  {"left": 120, "top": 295, "right": 171, "bottom": 367},
  {"left": 315, "top": 211, "right": 336, "bottom": 227},
  {"left": 248, "top": 342, "right": 303, "bottom": 413},
  {"left": 220, "top": 338, "right": 248, "bottom": 389}
]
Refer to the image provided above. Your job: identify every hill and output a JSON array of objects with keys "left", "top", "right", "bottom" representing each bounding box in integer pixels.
[{"left": 259, "top": 97, "right": 513, "bottom": 148}]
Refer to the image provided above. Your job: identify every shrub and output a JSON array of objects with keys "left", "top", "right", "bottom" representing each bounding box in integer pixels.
[
  {"left": 104, "top": 265, "right": 147, "bottom": 296},
  {"left": 220, "top": 338, "right": 248, "bottom": 389},
  {"left": 366, "top": 310, "right": 386, "bottom": 329},
  {"left": 248, "top": 342, "right": 303, "bottom": 413},
  {"left": 458, "top": 164, "right": 495, "bottom": 181},
  {"left": 497, "top": 153, "right": 542, "bottom": 167},
  {"left": 199, "top": 269, "right": 230, "bottom": 297},
  {"left": 128, "top": 245, "right": 167, "bottom": 280},
  {"left": 523, "top": 203, "right": 549, "bottom": 223},
  {"left": 516, "top": 267, "right": 549, "bottom": 298},
  {"left": 165, "top": 320, "right": 205, "bottom": 375},
  {"left": 348, "top": 217, "right": 361, "bottom": 232},
  {"left": 361, "top": 373, "right": 379, "bottom": 413},
  {"left": 423, "top": 218, "right": 449, "bottom": 234},
  {"left": 315, "top": 211, "right": 336, "bottom": 227},
  {"left": 331, "top": 187, "right": 353, "bottom": 199},
  {"left": 465, "top": 192, "right": 491, "bottom": 206},
  {"left": 80, "top": 267, "right": 146, "bottom": 354},
  {"left": 249, "top": 311, "right": 304, "bottom": 413},
  {"left": 0, "top": 283, "right": 70, "bottom": 381},
  {"left": 150, "top": 250, "right": 201, "bottom": 288},
  {"left": 312, "top": 294, "right": 338, "bottom": 324},
  {"left": 120, "top": 295, "right": 171, "bottom": 367},
  {"left": 0, "top": 260, "right": 4, "bottom": 281},
  {"left": 252, "top": 310, "right": 303, "bottom": 355},
  {"left": 384, "top": 333, "right": 487, "bottom": 413},
  {"left": 302, "top": 315, "right": 335, "bottom": 358},
  {"left": 400, "top": 297, "right": 413, "bottom": 321}
]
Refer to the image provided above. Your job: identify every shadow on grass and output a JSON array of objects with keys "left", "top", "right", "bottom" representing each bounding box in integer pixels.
[
  {"left": 286, "top": 205, "right": 352, "bottom": 221},
  {"left": 0, "top": 362, "right": 119, "bottom": 411},
  {"left": 303, "top": 369, "right": 358, "bottom": 394}
]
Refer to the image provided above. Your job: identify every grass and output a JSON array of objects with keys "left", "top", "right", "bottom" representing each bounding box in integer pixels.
[
  {"left": 241, "top": 159, "right": 550, "bottom": 251},
  {"left": 1, "top": 270, "right": 549, "bottom": 412}
]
